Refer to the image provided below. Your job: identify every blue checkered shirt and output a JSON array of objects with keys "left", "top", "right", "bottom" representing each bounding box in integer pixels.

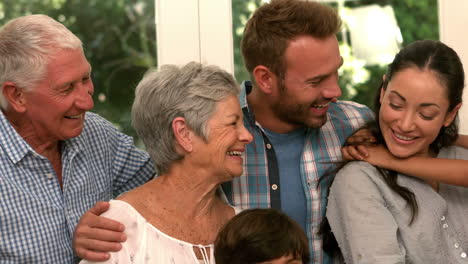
[
  {"left": 0, "top": 111, "right": 155, "bottom": 263},
  {"left": 223, "top": 81, "right": 374, "bottom": 264}
]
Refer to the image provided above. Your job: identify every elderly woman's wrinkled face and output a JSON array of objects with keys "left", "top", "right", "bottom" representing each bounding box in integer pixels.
[{"left": 192, "top": 95, "right": 253, "bottom": 180}]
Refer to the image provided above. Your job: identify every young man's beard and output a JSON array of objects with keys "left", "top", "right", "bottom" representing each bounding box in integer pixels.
[{"left": 271, "top": 81, "right": 328, "bottom": 129}]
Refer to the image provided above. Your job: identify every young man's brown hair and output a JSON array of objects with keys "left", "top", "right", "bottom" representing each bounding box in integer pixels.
[{"left": 241, "top": 0, "right": 342, "bottom": 80}]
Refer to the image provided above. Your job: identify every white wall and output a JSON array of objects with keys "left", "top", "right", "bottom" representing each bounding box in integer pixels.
[
  {"left": 439, "top": 0, "right": 468, "bottom": 134},
  {"left": 155, "top": 0, "right": 234, "bottom": 74}
]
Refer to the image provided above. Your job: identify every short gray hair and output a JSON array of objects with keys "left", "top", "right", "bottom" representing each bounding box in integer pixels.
[
  {"left": 0, "top": 14, "right": 82, "bottom": 109},
  {"left": 132, "top": 62, "right": 240, "bottom": 174}
]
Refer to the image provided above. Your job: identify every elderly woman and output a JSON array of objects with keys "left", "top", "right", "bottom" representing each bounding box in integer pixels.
[{"left": 80, "top": 62, "right": 252, "bottom": 264}]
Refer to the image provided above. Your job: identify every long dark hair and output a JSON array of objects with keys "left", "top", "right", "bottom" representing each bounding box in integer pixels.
[{"left": 321, "top": 40, "right": 465, "bottom": 256}]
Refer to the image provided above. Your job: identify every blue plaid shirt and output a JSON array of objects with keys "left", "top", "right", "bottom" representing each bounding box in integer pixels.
[
  {"left": 0, "top": 111, "right": 154, "bottom": 263},
  {"left": 223, "top": 81, "right": 373, "bottom": 264}
]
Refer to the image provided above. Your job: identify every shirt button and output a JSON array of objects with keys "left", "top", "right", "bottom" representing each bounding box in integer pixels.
[
  {"left": 46, "top": 173, "right": 54, "bottom": 179},
  {"left": 454, "top": 243, "right": 460, "bottom": 249},
  {"left": 441, "top": 215, "right": 446, "bottom": 221},
  {"left": 266, "top": 143, "right": 272, "bottom": 149},
  {"left": 442, "top": 223, "right": 449, "bottom": 229},
  {"left": 271, "top": 184, "right": 278, "bottom": 190},
  {"left": 461, "top": 252, "right": 467, "bottom": 258}
]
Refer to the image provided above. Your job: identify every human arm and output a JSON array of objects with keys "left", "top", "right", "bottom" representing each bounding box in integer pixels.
[
  {"left": 342, "top": 144, "right": 468, "bottom": 187},
  {"left": 87, "top": 113, "right": 155, "bottom": 197},
  {"left": 326, "top": 163, "right": 405, "bottom": 263},
  {"left": 109, "top": 130, "right": 155, "bottom": 196},
  {"left": 74, "top": 201, "right": 126, "bottom": 262}
]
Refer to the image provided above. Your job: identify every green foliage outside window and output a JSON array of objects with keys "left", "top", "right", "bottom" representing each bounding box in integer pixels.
[
  {"left": 338, "top": 0, "right": 439, "bottom": 111},
  {"left": 231, "top": 0, "right": 439, "bottom": 112},
  {"left": 0, "top": 0, "right": 156, "bottom": 139}
]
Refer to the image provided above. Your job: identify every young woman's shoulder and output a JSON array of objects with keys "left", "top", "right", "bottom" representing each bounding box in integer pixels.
[
  {"left": 328, "top": 161, "right": 392, "bottom": 206},
  {"left": 439, "top": 145, "right": 468, "bottom": 160},
  {"left": 333, "top": 161, "right": 386, "bottom": 188}
]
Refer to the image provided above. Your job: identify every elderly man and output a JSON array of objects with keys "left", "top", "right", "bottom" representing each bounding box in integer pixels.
[{"left": 0, "top": 14, "right": 154, "bottom": 262}]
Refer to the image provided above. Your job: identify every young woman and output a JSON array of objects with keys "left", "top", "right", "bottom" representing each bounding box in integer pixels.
[{"left": 325, "top": 40, "right": 468, "bottom": 263}]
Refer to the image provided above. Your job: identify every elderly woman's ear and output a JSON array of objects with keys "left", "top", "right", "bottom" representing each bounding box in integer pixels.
[{"left": 172, "top": 117, "right": 193, "bottom": 154}]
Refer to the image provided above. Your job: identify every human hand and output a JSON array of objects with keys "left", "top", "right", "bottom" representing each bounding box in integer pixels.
[
  {"left": 361, "top": 144, "right": 395, "bottom": 168},
  {"left": 342, "top": 144, "right": 371, "bottom": 161},
  {"left": 346, "top": 128, "right": 377, "bottom": 145},
  {"left": 342, "top": 128, "right": 378, "bottom": 161},
  {"left": 342, "top": 144, "right": 394, "bottom": 168},
  {"left": 73, "top": 201, "right": 126, "bottom": 261}
]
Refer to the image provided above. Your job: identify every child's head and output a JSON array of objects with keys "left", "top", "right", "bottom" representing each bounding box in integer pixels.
[{"left": 214, "top": 208, "right": 310, "bottom": 264}]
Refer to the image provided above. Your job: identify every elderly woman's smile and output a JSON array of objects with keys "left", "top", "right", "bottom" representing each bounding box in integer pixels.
[
  {"left": 82, "top": 62, "right": 253, "bottom": 263},
  {"left": 192, "top": 95, "right": 252, "bottom": 179}
]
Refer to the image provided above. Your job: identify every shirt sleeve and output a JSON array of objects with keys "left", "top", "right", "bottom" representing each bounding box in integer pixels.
[
  {"left": 96, "top": 115, "right": 155, "bottom": 197},
  {"left": 110, "top": 131, "right": 155, "bottom": 197},
  {"left": 326, "top": 162, "right": 405, "bottom": 264}
]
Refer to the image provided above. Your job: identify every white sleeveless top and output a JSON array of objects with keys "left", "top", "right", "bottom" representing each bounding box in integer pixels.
[{"left": 80, "top": 200, "right": 242, "bottom": 264}]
